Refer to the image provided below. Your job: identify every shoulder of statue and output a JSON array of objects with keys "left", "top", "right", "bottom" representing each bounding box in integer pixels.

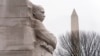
[{"left": 28, "top": 17, "right": 36, "bottom": 28}]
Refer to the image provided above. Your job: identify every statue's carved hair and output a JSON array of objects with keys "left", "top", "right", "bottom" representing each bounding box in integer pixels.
[{"left": 27, "top": 1, "right": 43, "bottom": 13}]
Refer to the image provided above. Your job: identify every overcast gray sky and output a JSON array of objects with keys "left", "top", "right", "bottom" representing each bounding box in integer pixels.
[{"left": 30, "top": 0, "right": 100, "bottom": 37}]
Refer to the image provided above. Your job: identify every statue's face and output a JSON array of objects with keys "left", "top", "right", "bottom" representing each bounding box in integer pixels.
[{"left": 33, "top": 7, "right": 45, "bottom": 21}]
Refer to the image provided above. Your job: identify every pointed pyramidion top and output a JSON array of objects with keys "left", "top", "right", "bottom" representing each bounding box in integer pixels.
[{"left": 71, "top": 9, "right": 78, "bottom": 17}]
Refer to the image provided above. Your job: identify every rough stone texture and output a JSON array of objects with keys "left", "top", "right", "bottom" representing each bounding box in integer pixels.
[
  {"left": 0, "top": 50, "right": 33, "bottom": 56},
  {"left": 0, "top": 0, "right": 34, "bottom": 56},
  {"left": 0, "top": 0, "right": 56, "bottom": 56},
  {"left": 0, "top": 6, "right": 28, "bottom": 17},
  {"left": 0, "top": 18, "right": 28, "bottom": 26},
  {"left": 0, "top": 0, "right": 27, "bottom": 6}
]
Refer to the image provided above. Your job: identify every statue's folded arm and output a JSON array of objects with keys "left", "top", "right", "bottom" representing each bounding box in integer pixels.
[{"left": 34, "top": 20, "right": 57, "bottom": 49}]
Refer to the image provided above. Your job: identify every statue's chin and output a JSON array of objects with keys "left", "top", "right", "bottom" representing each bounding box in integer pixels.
[{"left": 38, "top": 18, "right": 44, "bottom": 22}]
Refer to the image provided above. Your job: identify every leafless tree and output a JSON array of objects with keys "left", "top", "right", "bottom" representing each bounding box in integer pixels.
[{"left": 54, "top": 31, "right": 100, "bottom": 56}]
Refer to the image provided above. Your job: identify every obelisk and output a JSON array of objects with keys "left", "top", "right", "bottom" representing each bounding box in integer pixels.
[
  {"left": 0, "top": 0, "right": 35, "bottom": 56},
  {"left": 71, "top": 9, "right": 80, "bottom": 56},
  {"left": 71, "top": 9, "right": 79, "bottom": 32}
]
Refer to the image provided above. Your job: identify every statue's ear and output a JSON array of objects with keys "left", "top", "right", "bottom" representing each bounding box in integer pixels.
[
  {"left": 32, "top": 13, "right": 35, "bottom": 17},
  {"left": 33, "top": 13, "right": 37, "bottom": 19}
]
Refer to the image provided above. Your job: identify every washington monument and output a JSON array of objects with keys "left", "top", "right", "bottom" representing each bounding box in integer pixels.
[
  {"left": 71, "top": 9, "right": 80, "bottom": 56},
  {"left": 71, "top": 9, "right": 79, "bottom": 32}
]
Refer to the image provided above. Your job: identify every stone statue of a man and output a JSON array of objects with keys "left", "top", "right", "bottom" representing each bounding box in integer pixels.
[
  {"left": 28, "top": 1, "right": 57, "bottom": 56},
  {"left": 0, "top": 0, "right": 56, "bottom": 56}
]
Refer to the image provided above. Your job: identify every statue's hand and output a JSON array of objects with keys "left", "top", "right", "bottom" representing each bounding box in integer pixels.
[
  {"left": 46, "top": 45, "right": 54, "bottom": 53},
  {"left": 40, "top": 41, "right": 54, "bottom": 53}
]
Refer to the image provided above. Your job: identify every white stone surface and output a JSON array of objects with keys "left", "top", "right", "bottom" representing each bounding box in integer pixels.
[{"left": 0, "top": 0, "right": 56, "bottom": 56}]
